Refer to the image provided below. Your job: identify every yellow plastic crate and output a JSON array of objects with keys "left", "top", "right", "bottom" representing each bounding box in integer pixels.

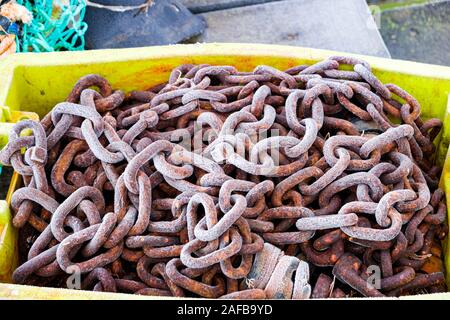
[
  {"left": 0, "top": 43, "right": 449, "bottom": 299},
  {"left": 0, "top": 109, "right": 38, "bottom": 284}
]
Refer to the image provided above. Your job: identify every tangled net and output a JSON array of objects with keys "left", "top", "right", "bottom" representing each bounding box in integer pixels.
[
  {"left": 16, "top": 0, "right": 87, "bottom": 52},
  {"left": 0, "top": 56, "right": 447, "bottom": 298}
]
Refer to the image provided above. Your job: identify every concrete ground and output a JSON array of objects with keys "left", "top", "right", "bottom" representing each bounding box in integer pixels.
[
  {"left": 181, "top": 0, "right": 391, "bottom": 58},
  {"left": 378, "top": 1, "right": 450, "bottom": 66},
  {"left": 180, "top": 0, "right": 450, "bottom": 65}
]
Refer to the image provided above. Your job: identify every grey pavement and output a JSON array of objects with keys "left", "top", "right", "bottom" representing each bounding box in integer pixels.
[
  {"left": 380, "top": 1, "right": 450, "bottom": 66},
  {"left": 187, "top": 0, "right": 391, "bottom": 58}
]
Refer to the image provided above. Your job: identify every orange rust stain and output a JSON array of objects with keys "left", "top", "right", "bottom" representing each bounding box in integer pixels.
[
  {"left": 421, "top": 256, "right": 444, "bottom": 274},
  {"left": 284, "top": 58, "right": 300, "bottom": 70},
  {"left": 234, "top": 56, "right": 257, "bottom": 71},
  {"left": 146, "top": 63, "right": 175, "bottom": 75},
  {"left": 431, "top": 244, "right": 443, "bottom": 257}
]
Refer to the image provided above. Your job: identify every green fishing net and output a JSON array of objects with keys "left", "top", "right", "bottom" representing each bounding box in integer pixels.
[{"left": 16, "top": 0, "right": 88, "bottom": 52}]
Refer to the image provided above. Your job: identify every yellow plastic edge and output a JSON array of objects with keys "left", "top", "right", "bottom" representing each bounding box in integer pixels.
[
  {"left": 0, "top": 283, "right": 170, "bottom": 300},
  {"left": 0, "top": 110, "right": 40, "bottom": 282},
  {"left": 0, "top": 201, "right": 17, "bottom": 283},
  {"left": 1, "top": 43, "right": 449, "bottom": 78}
]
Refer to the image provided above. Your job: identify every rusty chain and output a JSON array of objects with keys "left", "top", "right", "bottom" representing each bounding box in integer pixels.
[{"left": 0, "top": 56, "right": 447, "bottom": 298}]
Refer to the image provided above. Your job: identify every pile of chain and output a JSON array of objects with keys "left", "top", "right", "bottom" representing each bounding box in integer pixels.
[{"left": 0, "top": 56, "right": 448, "bottom": 298}]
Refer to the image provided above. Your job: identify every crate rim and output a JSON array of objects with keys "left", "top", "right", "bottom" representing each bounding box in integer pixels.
[{"left": 0, "top": 42, "right": 449, "bottom": 75}]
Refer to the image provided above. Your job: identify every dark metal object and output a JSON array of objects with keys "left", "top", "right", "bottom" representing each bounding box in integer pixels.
[{"left": 84, "top": 0, "right": 205, "bottom": 49}]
